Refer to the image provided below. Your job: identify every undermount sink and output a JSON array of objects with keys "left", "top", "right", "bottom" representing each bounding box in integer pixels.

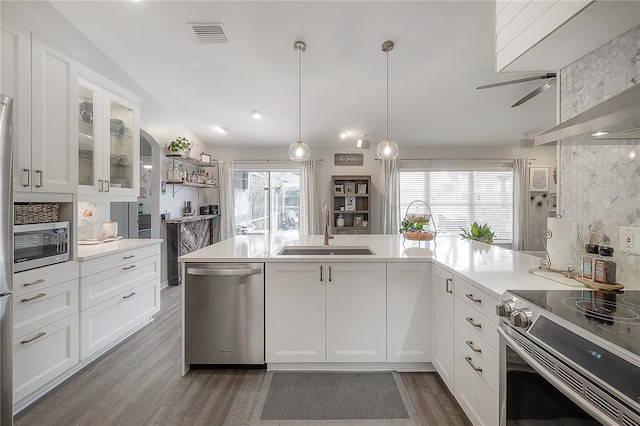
[{"left": 277, "top": 246, "right": 375, "bottom": 256}]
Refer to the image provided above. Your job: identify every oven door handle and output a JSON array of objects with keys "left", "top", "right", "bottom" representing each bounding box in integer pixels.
[{"left": 497, "top": 327, "right": 612, "bottom": 426}]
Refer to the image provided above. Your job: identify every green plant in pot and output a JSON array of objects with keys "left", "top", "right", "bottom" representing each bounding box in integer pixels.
[
  {"left": 168, "top": 136, "right": 192, "bottom": 155},
  {"left": 460, "top": 222, "right": 495, "bottom": 244}
]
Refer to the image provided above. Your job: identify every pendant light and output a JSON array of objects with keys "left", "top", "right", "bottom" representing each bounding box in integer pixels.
[
  {"left": 377, "top": 40, "right": 399, "bottom": 160},
  {"left": 289, "top": 40, "right": 310, "bottom": 161}
]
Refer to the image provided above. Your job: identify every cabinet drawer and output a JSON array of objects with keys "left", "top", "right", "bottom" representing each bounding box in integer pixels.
[
  {"left": 455, "top": 298, "right": 500, "bottom": 351},
  {"left": 13, "top": 313, "right": 79, "bottom": 402},
  {"left": 13, "top": 280, "right": 78, "bottom": 339},
  {"left": 454, "top": 277, "right": 498, "bottom": 326},
  {"left": 80, "top": 254, "right": 159, "bottom": 309},
  {"left": 13, "top": 261, "right": 79, "bottom": 296},
  {"left": 79, "top": 244, "right": 160, "bottom": 277},
  {"left": 455, "top": 339, "right": 499, "bottom": 426},
  {"left": 455, "top": 317, "right": 498, "bottom": 379},
  {"left": 80, "top": 279, "right": 160, "bottom": 360}
]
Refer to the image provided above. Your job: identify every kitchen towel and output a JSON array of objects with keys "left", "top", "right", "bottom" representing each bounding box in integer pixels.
[{"left": 545, "top": 217, "right": 576, "bottom": 271}]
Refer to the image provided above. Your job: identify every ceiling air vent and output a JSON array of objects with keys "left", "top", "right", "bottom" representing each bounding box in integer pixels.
[{"left": 189, "top": 23, "right": 228, "bottom": 43}]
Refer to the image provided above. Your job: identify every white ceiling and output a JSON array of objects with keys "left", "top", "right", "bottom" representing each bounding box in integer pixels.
[{"left": 51, "top": 1, "right": 560, "bottom": 149}]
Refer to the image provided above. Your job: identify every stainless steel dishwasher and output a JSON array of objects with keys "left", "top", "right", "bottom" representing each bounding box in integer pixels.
[{"left": 185, "top": 262, "right": 265, "bottom": 366}]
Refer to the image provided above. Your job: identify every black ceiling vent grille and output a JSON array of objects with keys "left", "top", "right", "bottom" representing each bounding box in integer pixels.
[{"left": 189, "top": 23, "right": 228, "bottom": 43}]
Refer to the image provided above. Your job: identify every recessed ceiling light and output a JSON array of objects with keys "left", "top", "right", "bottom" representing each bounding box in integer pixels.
[
  {"left": 215, "top": 126, "right": 229, "bottom": 134},
  {"left": 630, "top": 151, "right": 636, "bottom": 159},
  {"left": 340, "top": 132, "right": 349, "bottom": 139},
  {"left": 591, "top": 130, "right": 611, "bottom": 137},
  {"left": 252, "top": 111, "right": 262, "bottom": 119}
]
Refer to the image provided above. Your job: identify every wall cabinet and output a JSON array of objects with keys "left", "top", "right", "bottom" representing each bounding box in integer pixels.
[
  {"left": 387, "top": 262, "right": 431, "bottom": 363},
  {"left": 2, "top": 23, "right": 78, "bottom": 194},
  {"left": 331, "top": 175, "right": 371, "bottom": 234},
  {"left": 431, "top": 264, "right": 455, "bottom": 392},
  {"left": 77, "top": 72, "right": 140, "bottom": 199},
  {"left": 265, "top": 262, "right": 386, "bottom": 363}
]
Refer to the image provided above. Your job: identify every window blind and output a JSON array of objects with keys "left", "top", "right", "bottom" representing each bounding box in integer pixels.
[{"left": 399, "top": 170, "right": 513, "bottom": 243}]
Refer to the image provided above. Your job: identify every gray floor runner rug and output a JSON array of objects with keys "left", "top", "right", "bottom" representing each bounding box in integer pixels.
[{"left": 251, "top": 371, "right": 419, "bottom": 425}]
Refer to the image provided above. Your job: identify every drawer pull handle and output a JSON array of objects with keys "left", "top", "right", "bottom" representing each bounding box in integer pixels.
[
  {"left": 123, "top": 292, "right": 136, "bottom": 299},
  {"left": 445, "top": 278, "right": 453, "bottom": 293},
  {"left": 123, "top": 265, "right": 136, "bottom": 270},
  {"left": 466, "top": 293, "right": 481, "bottom": 303},
  {"left": 466, "top": 340, "right": 482, "bottom": 353},
  {"left": 465, "top": 356, "right": 483, "bottom": 373},
  {"left": 98, "top": 179, "right": 104, "bottom": 192},
  {"left": 23, "top": 168, "right": 30, "bottom": 187},
  {"left": 21, "top": 293, "right": 46, "bottom": 303},
  {"left": 328, "top": 265, "right": 332, "bottom": 282},
  {"left": 21, "top": 332, "right": 46, "bottom": 345},
  {"left": 123, "top": 255, "right": 135, "bottom": 259},
  {"left": 320, "top": 265, "right": 324, "bottom": 282},
  {"left": 23, "top": 279, "right": 45, "bottom": 287},
  {"left": 466, "top": 317, "right": 482, "bottom": 328}
]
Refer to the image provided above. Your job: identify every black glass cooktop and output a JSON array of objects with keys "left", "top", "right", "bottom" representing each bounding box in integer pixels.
[{"left": 510, "top": 289, "right": 640, "bottom": 357}]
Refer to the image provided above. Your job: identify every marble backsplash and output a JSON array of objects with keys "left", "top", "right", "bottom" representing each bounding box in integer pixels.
[
  {"left": 559, "top": 25, "right": 640, "bottom": 289},
  {"left": 77, "top": 201, "right": 110, "bottom": 240}
]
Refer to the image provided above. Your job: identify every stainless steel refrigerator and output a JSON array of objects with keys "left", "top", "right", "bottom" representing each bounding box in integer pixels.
[{"left": 1, "top": 94, "right": 14, "bottom": 424}]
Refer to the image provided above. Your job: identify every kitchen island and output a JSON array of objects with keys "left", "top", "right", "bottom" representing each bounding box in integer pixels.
[{"left": 179, "top": 233, "right": 576, "bottom": 426}]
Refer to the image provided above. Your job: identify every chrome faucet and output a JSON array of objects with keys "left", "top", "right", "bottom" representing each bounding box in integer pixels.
[{"left": 324, "top": 205, "right": 334, "bottom": 245}]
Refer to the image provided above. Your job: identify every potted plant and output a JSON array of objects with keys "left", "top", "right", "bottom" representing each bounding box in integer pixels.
[
  {"left": 400, "top": 216, "right": 433, "bottom": 241},
  {"left": 459, "top": 222, "right": 495, "bottom": 244},
  {"left": 168, "top": 136, "right": 192, "bottom": 157}
]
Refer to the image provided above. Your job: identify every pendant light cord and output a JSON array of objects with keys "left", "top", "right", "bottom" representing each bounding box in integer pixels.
[
  {"left": 298, "top": 46, "right": 301, "bottom": 143},
  {"left": 385, "top": 48, "right": 389, "bottom": 142}
]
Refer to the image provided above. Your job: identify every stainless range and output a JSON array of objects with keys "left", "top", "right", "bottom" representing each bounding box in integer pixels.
[{"left": 496, "top": 289, "right": 640, "bottom": 425}]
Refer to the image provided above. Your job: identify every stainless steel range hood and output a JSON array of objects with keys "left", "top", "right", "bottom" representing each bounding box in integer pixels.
[{"left": 535, "top": 84, "right": 640, "bottom": 145}]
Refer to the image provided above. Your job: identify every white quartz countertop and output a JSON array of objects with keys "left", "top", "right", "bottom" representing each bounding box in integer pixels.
[
  {"left": 77, "top": 239, "right": 163, "bottom": 261},
  {"left": 178, "top": 234, "right": 577, "bottom": 298}
]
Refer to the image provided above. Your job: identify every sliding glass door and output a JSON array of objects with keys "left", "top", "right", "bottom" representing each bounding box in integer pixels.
[{"left": 234, "top": 170, "right": 299, "bottom": 236}]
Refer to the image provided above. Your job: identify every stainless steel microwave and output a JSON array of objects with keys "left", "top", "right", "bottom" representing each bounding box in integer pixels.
[{"left": 14, "top": 221, "right": 69, "bottom": 273}]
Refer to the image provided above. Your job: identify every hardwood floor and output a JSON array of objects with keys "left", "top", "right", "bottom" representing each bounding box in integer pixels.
[{"left": 16, "top": 286, "right": 470, "bottom": 426}]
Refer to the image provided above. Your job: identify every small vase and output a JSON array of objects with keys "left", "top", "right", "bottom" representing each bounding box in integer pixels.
[{"left": 336, "top": 215, "right": 345, "bottom": 227}]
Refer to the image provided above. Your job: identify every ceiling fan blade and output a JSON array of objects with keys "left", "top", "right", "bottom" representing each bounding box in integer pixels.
[
  {"left": 476, "top": 73, "right": 556, "bottom": 90},
  {"left": 511, "top": 82, "right": 553, "bottom": 107}
]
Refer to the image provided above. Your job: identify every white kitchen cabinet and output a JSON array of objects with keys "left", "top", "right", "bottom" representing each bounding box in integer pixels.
[
  {"left": 265, "top": 263, "right": 326, "bottom": 363},
  {"left": 1, "top": 22, "right": 78, "bottom": 194},
  {"left": 326, "top": 262, "right": 386, "bottom": 363},
  {"left": 453, "top": 277, "right": 499, "bottom": 426},
  {"left": 78, "top": 243, "right": 161, "bottom": 360},
  {"left": 265, "top": 261, "right": 386, "bottom": 363},
  {"left": 13, "top": 313, "right": 79, "bottom": 403},
  {"left": 431, "top": 264, "right": 455, "bottom": 392},
  {"left": 386, "top": 262, "right": 431, "bottom": 363},
  {"left": 78, "top": 69, "right": 140, "bottom": 200}
]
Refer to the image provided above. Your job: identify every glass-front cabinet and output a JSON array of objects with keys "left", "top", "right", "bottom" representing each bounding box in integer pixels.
[{"left": 78, "top": 75, "right": 140, "bottom": 199}]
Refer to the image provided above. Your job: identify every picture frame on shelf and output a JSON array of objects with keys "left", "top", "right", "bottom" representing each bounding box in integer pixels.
[
  {"left": 345, "top": 196, "right": 356, "bottom": 211},
  {"left": 334, "top": 184, "right": 344, "bottom": 194},
  {"left": 354, "top": 215, "right": 364, "bottom": 227},
  {"left": 200, "top": 152, "right": 211, "bottom": 164},
  {"left": 345, "top": 182, "right": 356, "bottom": 195},
  {"left": 357, "top": 183, "right": 367, "bottom": 195},
  {"left": 529, "top": 167, "right": 549, "bottom": 191}
]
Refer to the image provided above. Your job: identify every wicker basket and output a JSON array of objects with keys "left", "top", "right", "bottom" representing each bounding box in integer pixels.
[{"left": 14, "top": 204, "right": 59, "bottom": 225}]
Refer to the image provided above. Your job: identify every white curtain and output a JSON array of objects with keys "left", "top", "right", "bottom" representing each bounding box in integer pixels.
[
  {"left": 218, "top": 159, "right": 236, "bottom": 240},
  {"left": 380, "top": 158, "right": 400, "bottom": 234},
  {"left": 513, "top": 158, "right": 529, "bottom": 251},
  {"left": 299, "top": 160, "right": 320, "bottom": 235}
]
